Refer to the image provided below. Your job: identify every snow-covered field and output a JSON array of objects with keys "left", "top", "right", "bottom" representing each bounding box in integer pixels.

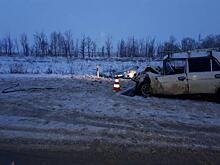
[{"left": 0, "top": 56, "right": 148, "bottom": 76}]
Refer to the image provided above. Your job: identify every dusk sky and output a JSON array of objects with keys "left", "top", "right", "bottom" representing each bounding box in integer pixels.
[{"left": 0, "top": 0, "right": 220, "bottom": 44}]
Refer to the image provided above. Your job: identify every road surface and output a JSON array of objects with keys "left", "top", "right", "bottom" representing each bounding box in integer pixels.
[{"left": 0, "top": 74, "right": 219, "bottom": 165}]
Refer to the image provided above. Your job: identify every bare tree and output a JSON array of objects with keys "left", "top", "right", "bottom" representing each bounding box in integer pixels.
[
  {"left": 138, "top": 39, "right": 145, "bottom": 57},
  {"left": 14, "top": 38, "right": 20, "bottom": 55},
  {"left": 117, "top": 39, "right": 126, "bottom": 57},
  {"left": 91, "top": 41, "right": 97, "bottom": 58},
  {"left": 126, "top": 38, "right": 132, "bottom": 57},
  {"left": 131, "top": 37, "right": 138, "bottom": 57},
  {"left": 157, "top": 42, "right": 165, "bottom": 58},
  {"left": 57, "top": 32, "right": 65, "bottom": 56},
  {"left": 148, "top": 38, "right": 156, "bottom": 59},
  {"left": 86, "top": 36, "right": 92, "bottom": 58},
  {"left": 215, "top": 35, "right": 220, "bottom": 48},
  {"left": 0, "top": 34, "right": 14, "bottom": 55},
  {"left": 80, "top": 35, "right": 86, "bottom": 58},
  {"left": 33, "top": 32, "right": 49, "bottom": 56},
  {"left": 63, "top": 30, "right": 74, "bottom": 57},
  {"left": 197, "top": 34, "right": 203, "bottom": 49},
  {"left": 0, "top": 39, "right": 2, "bottom": 55},
  {"left": 181, "top": 37, "right": 196, "bottom": 51},
  {"left": 200, "top": 35, "right": 220, "bottom": 49},
  {"left": 2, "top": 38, "right": 8, "bottom": 54},
  {"left": 162, "top": 36, "right": 180, "bottom": 54},
  {"left": 8, "top": 34, "right": 14, "bottom": 55},
  {"left": 105, "top": 36, "right": 112, "bottom": 58},
  {"left": 74, "top": 39, "right": 79, "bottom": 58},
  {"left": 20, "top": 33, "right": 29, "bottom": 56},
  {"left": 101, "top": 46, "right": 105, "bottom": 57},
  {"left": 50, "top": 32, "right": 59, "bottom": 56},
  {"left": 3, "top": 34, "right": 14, "bottom": 55}
]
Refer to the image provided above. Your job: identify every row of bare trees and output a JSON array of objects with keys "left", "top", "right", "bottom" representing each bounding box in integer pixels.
[
  {"left": 0, "top": 34, "right": 19, "bottom": 55},
  {"left": 157, "top": 35, "right": 220, "bottom": 57},
  {"left": 117, "top": 37, "right": 156, "bottom": 59},
  {"left": 1, "top": 32, "right": 220, "bottom": 59},
  {"left": 117, "top": 35, "right": 220, "bottom": 59},
  {"left": 0, "top": 31, "right": 112, "bottom": 58}
]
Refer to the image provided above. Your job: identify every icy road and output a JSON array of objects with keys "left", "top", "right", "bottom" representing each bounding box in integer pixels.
[{"left": 0, "top": 74, "right": 220, "bottom": 164}]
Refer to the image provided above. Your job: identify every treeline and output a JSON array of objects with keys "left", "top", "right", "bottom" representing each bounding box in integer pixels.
[{"left": 0, "top": 31, "right": 220, "bottom": 59}]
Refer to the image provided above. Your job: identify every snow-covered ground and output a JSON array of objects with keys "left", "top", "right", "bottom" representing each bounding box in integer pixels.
[{"left": 0, "top": 56, "right": 149, "bottom": 77}]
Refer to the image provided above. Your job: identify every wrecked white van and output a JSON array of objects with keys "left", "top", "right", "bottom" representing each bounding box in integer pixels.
[{"left": 132, "top": 51, "right": 220, "bottom": 97}]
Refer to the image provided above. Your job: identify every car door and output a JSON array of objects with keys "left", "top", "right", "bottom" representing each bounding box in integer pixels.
[
  {"left": 187, "top": 57, "right": 215, "bottom": 94},
  {"left": 154, "top": 59, "right": 188, "bottom": 95},
  {"left": 211, "top": 57, "right": 220, "bottom": 93}
]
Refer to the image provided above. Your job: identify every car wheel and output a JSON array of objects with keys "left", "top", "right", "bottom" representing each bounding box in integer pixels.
[{"left": 140, "top": 83, "right": 151, "bottom": 97}]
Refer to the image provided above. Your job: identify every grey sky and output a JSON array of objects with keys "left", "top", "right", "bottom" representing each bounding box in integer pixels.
[{"left": 0, "top": 0, "right": 220, "bottom": 44}]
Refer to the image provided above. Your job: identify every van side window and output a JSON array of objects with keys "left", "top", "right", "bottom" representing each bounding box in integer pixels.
[
  {"left": 212, "top": 58, "right": 220, "bottom": 71},
  {"left": 188, "top": 57, "right": 211, "bottom": 72}
]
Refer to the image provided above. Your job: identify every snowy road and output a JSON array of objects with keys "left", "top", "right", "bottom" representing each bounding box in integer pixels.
[{"left": 0, "top": 74, "right": 220, "bottom": 164}]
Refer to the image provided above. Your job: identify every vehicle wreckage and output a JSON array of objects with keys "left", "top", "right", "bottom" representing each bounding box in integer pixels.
[{"left": 124, "top": 50, "right": 220, "bottom": 98}]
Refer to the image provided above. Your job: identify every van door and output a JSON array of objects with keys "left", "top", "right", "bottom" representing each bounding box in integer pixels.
[{"left": 154, "top": 59, "right": 188, "bottom": 95}]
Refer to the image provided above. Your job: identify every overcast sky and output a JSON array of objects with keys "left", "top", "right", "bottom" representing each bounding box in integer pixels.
[{"left": 0, "top": 0, "right": 220, "bottom": 44}]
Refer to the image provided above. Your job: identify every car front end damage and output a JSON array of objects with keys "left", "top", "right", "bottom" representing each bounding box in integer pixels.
[{"left": 131, "top": 66, "right": 160, "bottom": 96}]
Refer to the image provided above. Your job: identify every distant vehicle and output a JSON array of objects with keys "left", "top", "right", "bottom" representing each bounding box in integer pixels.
[{"left": 132, "top": 51, "right": 220, "bottom": 97}]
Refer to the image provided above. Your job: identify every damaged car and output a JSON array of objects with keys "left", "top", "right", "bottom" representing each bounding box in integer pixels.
[{"left": 132, "top": 51, "right": 220, "bottom": 97}]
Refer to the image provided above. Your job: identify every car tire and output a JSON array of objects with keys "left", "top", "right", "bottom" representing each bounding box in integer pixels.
[{"left": 139, "top": 82, "right": 151, "bottom": 97}]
